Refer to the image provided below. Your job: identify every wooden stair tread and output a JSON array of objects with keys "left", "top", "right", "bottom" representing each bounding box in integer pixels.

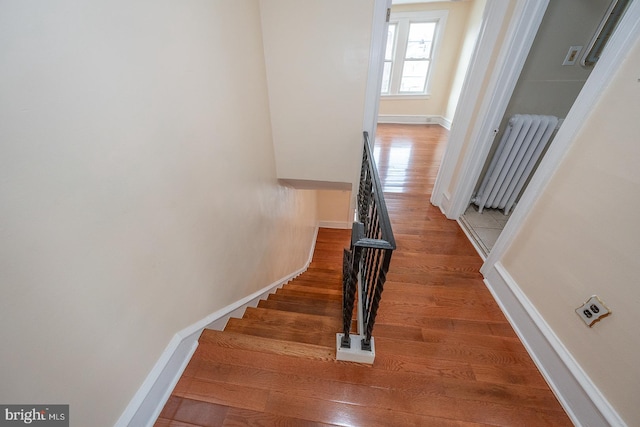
[
  {"left": 286, "top": 280, "right": 341, "bottom": 291},
  {"left": 303, "top": 266, "right": 344, "bottom": 275},
  {"left": 282, "top": 284, "right": 342, "bottom": 296},
  {"left": 257, "top": 299, "right": 342, "bottom": 317},
  {"left": 241, "top": 306, "right": 342, "bottom": 329},
  {"left": 199, "top": 329, "right": 334, "bottom": 361},
  {"left": 266, "top": 292, "right": 341, "bottom": 308},
  {"left": 289, "top": 276, "right": 342, "bottom": 287},
  {"left": 223, "top": 307, "right": 343, "bottom": 348},
  {"left": 224, "top": 318, "right": 337, "bottom": 348},
  {"left": 276, "top": 287, "right": 342, "bottom": 301}
]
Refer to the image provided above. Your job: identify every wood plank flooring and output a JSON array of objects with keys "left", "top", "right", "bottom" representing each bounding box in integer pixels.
[{"left": 155, "top": 124, "right": 571, "bottom": 426}]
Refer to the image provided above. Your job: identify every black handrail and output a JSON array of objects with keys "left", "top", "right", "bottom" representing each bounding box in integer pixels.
[{"left": 341, "top": 131, "right": 395, "bottom": 352}]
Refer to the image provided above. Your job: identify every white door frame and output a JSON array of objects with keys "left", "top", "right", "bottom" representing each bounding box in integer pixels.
[
  {"left": 363, "top": 0, "right": 392, "bottom": 139},
  {"left": 431, "top": 0, "right": 640, "bottom": 275},
  {"left": 483, "top": 2, "right": 640, "bottom": 272},
  {"left": 355, "top": 0, "right": 392, "bottom": 219},
  {"left": 431, "top": 0, "right": 550, "bottom": 217}
]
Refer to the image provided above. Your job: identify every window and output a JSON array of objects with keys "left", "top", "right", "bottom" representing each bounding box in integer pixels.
[{"left": 381, "top": 11, "right": 448, "bottom": 96}]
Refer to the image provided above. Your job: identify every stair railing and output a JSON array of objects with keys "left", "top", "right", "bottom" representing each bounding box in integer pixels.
[{"left": 337, "top": 131, "right": 395, "bottom": 364}]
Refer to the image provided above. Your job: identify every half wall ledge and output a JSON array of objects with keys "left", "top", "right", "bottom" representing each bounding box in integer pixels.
[{"left": 278, "top": 179, "right": 353, "bottom": 191}]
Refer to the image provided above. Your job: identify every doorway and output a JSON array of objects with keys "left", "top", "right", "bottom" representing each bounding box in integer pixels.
[{"left": 457, "top": 0, "right": 621, "bottom": 258}]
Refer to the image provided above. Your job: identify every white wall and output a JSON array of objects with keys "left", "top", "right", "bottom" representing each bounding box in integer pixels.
[
  {"left": 260, "top": 0, "right": 374, "bottom": 189},
  {"left": 0, "top": 1, "right": 317, "bottom": 425},
  {"left": 503, "top": 0, "right": 607, "bottom": 119},
  {"left": 473, "top": 0, "right": 607, "bottom": 196},
  {"left": 501, "top": 35, "right": 640, "bottom": 426}
]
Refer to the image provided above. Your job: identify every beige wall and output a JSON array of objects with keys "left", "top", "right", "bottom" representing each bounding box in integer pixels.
[
  {"left": 501, "top": 37, "right": 640, "bottom": 426},
  {"left": 317, "top": 190, "right": 352, "bottom": 225},
  {"left": 378, "top": 1, "right": 472, "bottom": 118},
  {"left": 0, "top": 1, "right": 317, "bottom": 425},
  {"left": 445, "top": 0, "right": 487, "bottom": 122},
  {"left": 260, "top": 0, "right": 374, "bottom": 189}
]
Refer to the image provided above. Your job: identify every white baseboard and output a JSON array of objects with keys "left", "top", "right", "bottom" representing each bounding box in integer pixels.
[
  {"left": 483, "top": 262, "right": 626, "bottom": 427},
  {"left": 318, "top": 220, "right": 352, "bottom": 229},
  {"left": 377, "top": 115, "right": 450, "bottom": 128},
  {"left": 378, "top": 114, "right": 431, "bottom": 124},
  {"left": 439, "top": 116, "right": 452, "bottom": 130},
  {"left": 437, "top": 190, "right": 452, "bottom": 217},
  {"left": 115, "top": 330, "right": 200, "bottom": 427},
  {"left": 116, "top": 226, "right": 320, "bottom": 427}
]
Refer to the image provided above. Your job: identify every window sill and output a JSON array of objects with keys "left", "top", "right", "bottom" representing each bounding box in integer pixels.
[{"left": 380, "top": 94, "right": 431, "bottom": 100}]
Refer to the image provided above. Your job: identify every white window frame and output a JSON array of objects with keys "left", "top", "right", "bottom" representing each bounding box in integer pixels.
[{"left": 382, "top": 10, "right": 448, "bottom": 98}]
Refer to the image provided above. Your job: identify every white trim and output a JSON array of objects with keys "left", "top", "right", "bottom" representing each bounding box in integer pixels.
[
  {"left": 362, "top": 0, "right": 392, "bottom": 137},
  {"left": 377, "top": 114, "right": 451, "bottom": 128},
  {"left": 360, "top": 0, "right": 392, "bottom": 219},
  {"left": 484, "top": 263, "right": 626, "bottom": 427},
  {"left": 380, "top": 94, "right": 431, "bottom": 100},
  {"left": 482, "top": 1, "right": 640, "bottom": 272},
  {"left": 385, "top": 10, "right": 449, "bottom": 96},
  {"left": 318, "top": 220, "right": 352, "bottom": 229},
  {"left": 431, "top": 0, "right": 511, "bottom": 211},
  {"left": 116, "top": 226, "right": 320, "bottom": 427},
  {"left": 115, "top": 331, "right": 200, "bottom": 427},
  {"left": 445, "top": 0, "right": 549, "bottom": 220},
  {"left": 439, "top": 116, "right": 452, "bottom": 130},
  {"left": 377, "top": 114, "right": 442, "bottom": 125},
  {"left": 378, "top": 114, "right": 430, "bottom": 124},
  {"left": 438, "top": 190, "right": 451, "bottom": 215}
]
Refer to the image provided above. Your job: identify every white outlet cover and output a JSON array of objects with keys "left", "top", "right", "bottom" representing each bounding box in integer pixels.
[
  {"left": 575, "top": 295, "right": 611, "bottom": 327},
  {"left": 563, "top": 45, "right": 583, "bottom": 66}
]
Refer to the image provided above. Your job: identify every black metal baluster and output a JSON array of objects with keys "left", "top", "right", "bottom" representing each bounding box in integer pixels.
[
  {"left": 362, "top": 250, "right": 393, "bottom": 350},
  {"left": 340, "top": 132, "right": 396, "bottom": 357},
  {"left": 341, "top": 246, "right": 359, "bottom": 348},
  {"left": 363, "top": 247, "right": 382, "bottom": 330}
]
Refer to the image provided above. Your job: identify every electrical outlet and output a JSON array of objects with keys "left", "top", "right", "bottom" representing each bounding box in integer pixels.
[
  {"left": 575, "top": 295, "right": 611, "bottom": 327},
  {"left": 563, "top": 46, "right": 583, "bottom": 66}
]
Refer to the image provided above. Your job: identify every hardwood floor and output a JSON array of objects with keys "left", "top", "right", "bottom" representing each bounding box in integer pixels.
[{"left": 155, "top": 124, "right": 571, "bottom": 426}]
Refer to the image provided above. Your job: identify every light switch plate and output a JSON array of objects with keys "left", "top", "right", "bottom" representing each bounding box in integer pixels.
[
  {"left": 563, "top": 46, "right": 583, "bottom": 66},
  {"left": 575, "top": 295, "right": 611, "bottom": 327}
]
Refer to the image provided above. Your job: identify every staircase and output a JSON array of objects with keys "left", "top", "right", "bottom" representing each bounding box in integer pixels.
[
  {"left": 225, "top": 269, "right": 346, "bottom": 349},
  {"left": 154, "top": 228, "right": 353, "bottom": 426},
  {"left": 154, "top": 125, "right": 572, "bottom": 426}
]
